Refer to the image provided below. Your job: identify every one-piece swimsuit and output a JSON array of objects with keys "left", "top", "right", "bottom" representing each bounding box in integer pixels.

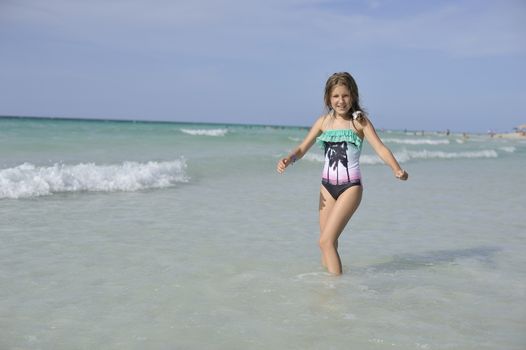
[{"left": 316, "top": 119, "right": 363, "bottom": 200}]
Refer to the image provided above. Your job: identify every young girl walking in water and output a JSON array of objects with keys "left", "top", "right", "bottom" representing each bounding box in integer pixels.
[{"left": 277, "top": 72, "right": 408, "bottom": 275}]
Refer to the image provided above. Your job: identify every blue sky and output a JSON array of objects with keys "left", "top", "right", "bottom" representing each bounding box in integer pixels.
[{"left": 1, "top": 0, "right": 525, "bottom": 132}]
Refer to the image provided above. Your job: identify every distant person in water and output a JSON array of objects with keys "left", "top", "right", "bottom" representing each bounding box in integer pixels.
[{"left": 276, "top": 72, "right": 408, "bottom": 275}]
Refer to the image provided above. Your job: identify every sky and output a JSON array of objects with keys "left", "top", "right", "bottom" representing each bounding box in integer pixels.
[{"left": 1, "top": 0, "right": 525, "bottom": 132}]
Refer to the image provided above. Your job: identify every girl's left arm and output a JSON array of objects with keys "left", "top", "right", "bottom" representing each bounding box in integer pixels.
[{"left": 361, "top": 117, "right": 408, "bottom": 180}]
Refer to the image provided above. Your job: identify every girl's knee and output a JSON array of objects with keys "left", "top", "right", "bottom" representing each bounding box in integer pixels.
[{"left": 318, "top": 236, "right": 336, "bottom": 251}]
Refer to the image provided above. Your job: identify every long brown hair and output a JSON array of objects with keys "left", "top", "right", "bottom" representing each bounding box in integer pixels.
[{"left": 324, "top": 72, "right": 365, "bottom": 122}]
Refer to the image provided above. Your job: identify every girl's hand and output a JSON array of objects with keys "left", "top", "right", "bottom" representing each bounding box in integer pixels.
[
  {"left": 395, "top": 169, "right": 408, "bottom": 180},
  {"left": 277, "top": 157, "right": 293, "bottom": 174}
]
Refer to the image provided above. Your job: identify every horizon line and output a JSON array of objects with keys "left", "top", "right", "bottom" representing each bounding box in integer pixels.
[
  {"left": 0, "top": 114, "right": 490, "bottom": 134},
  {"left": 0, "top": 114, "right": 311, "bottom": 130}
]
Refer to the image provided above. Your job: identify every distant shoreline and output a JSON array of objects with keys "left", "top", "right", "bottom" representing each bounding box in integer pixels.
[
  {"left": 492, "top": 132, "right": 526, "bottom": 139},
  {"left": 0, "top": 114, "right": 518, "bottom": 136}
]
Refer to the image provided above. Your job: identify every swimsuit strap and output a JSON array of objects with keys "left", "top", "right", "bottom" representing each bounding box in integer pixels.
[
  {"left": 325, "top": 113, "right": 355, "bottom": 133},
  {"left": 326, "top": 113, "right": 335, "bottom": 129}
]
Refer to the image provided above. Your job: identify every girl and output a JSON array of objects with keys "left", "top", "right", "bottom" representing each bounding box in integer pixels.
[{"left": 276, "top": 72, "right": 408, "bottom": 275}]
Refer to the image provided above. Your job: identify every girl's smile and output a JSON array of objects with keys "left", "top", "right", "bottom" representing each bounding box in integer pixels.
[{"left": 330, "top": 85, "right": 352, "bottom": 117}]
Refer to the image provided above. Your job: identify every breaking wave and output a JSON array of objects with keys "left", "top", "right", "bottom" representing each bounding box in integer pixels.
[
  {"left": 364, "top": 149, "right": 499, "bottom": 164},
  {"left": 180, "top": 128, "right": 228, "bottom": 136},
  {"left": 382, "top": 138, "right": 450, "bottom": 145},
  {"left": 0, "top": 159, "right": 188, "bottom": 199},
  {"left": 499, "top": 146, "right": 516, "bottom": 153}
]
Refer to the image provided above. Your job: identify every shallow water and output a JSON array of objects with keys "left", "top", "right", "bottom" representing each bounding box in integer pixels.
[{"left": 1, "top": 117, "right": 525, "bottom": 349}]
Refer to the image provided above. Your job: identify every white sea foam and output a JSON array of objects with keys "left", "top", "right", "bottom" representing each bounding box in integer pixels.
[
  {"left": 180, "top": 128, "right": 228, "bottom": 136},
  {"left": 499, "top": 146, "right": 516, "bottom": 153},
  {"left": 382, "top": 138, "right": 450, "bottom": 145},
  {"left": 385, "top": 149, "right": 499, "bottom": 163},
  {"left": 391, "top": 149, "right": 499, "bottom": 163},
  {"left": 0, "top": 159, "right": 188, "bottom": 199},
  {"left": 302, "top": 153, "right": 325, "bottom": 162}
]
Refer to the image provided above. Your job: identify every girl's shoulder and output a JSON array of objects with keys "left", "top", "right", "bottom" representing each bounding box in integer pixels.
[
  {"left": 317, "top": 113, "right": 331, "bottom": 123},
  {"left": 317, "top": 114, "right": 333, "bottom": 131},
  {"left": 353, "top": 114, "right": 373, "bottom": 132}
]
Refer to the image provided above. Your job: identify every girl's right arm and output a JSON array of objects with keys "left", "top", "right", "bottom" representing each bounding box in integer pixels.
[{"left": 276, "top": 116, "right": 325, "bottom": 174}]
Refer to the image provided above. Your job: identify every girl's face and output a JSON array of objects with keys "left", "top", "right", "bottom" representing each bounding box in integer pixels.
[{"left": 330, "top": 85, "right": 352, "bottom": 117}]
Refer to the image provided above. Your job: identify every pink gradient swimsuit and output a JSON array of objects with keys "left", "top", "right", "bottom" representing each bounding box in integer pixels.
[{"left": 316, "top": 128, "right": 363, "bottom": 199}]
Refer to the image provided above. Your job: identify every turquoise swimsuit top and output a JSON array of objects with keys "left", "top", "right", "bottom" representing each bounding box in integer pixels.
[{"left": 316, "top": 129, "right": 363, "bottom": 150}]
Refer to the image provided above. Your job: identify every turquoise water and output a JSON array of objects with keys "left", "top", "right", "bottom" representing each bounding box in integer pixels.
[{"left": 1, "top": 117, "right": 525, "bottom": 349}]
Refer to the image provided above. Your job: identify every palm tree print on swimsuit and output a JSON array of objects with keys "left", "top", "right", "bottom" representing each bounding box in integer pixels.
[{"left": 324, "top": 141, "right": 350, "bottom": 184}]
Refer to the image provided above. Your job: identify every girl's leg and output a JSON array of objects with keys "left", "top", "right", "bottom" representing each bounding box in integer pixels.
[
  {"left": 319, "top": 186, "right": 362, "bottom": 275},
  {"left": 319, "top": 185, "right": 336, "bottom": 268}
]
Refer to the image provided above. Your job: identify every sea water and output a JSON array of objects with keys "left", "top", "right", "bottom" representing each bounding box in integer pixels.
[{"left": 1, "top": 117, "right": 525, "bottom": 349}]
